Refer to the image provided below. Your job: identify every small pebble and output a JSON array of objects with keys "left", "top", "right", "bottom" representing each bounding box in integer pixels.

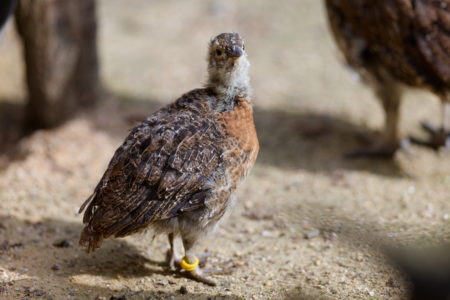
[
  {"left": 386, "top": 278, "right": 395, "bottom": 287},
  {"left": 34, "top": 290, "right": 46, "bottom": 296},
  {"left": 305, "top": 229, "right": 320, "bottom": 239},
  {"left": 180, "top": 285, "right": 188, "bottom": 294},
  {"left": 51, "top": 264, "right": 61, "bottom": 271},
  {"left": 109, "top": 295, "right": 127, "bottom": 300},
  {"left": 53, "top": 240, "right": 72, "bottom": 248},
  {"left": 156, "top": 279, "right": 168, "bottom": 286}
]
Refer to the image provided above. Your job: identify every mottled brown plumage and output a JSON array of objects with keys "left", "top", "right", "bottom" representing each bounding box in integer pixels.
[
  {"left": 326, "top": 0, "right": 450, "bottom": 156},
  {"left": 79, "top": 33, "right": 258, "bottom": 285}
]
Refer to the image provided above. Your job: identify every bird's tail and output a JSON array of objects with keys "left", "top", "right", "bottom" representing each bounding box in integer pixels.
[{"left": 79, "top": 226, "right": 104, "bottom": 254}]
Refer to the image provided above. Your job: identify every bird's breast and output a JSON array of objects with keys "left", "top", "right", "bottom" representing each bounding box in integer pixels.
[{"left": 214, "top": 97, "right": 259, "bottom": 182}]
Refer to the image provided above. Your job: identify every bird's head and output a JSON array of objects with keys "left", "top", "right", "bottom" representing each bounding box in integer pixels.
[{"left": 206, "top": 32, "right": 250, "bottom": 91}]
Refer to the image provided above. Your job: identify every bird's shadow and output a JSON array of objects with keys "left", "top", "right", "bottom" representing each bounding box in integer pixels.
[
  {"left": 0, "top": 215, "right": 333, "bottom": 300},
  {"left": 1, "top": 215, "right": 304, "bottom": 299},
  {"left": 0, "top": 215, "right": 175, "bottom": 280}
]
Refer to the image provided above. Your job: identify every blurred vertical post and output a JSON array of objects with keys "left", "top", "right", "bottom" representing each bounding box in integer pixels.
[{"left": 15, "top": 0, "right": 100, "bottom": 128}]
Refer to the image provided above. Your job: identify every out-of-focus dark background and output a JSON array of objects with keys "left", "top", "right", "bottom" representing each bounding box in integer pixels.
[{"left": 0, "top": 1, "right": 449, "bottom": 299}]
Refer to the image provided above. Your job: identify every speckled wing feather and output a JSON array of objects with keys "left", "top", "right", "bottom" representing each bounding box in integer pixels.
[
  {"left": 79, "top": 90, "right": 224, "bottom": 252},
  {"left": 326, "top": 0, "right": 450, "bottom": 91}
]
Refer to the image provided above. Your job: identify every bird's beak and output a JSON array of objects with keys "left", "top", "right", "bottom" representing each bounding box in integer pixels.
[{"left": 228, "top": 48, "right": 243, "bottom": 59}]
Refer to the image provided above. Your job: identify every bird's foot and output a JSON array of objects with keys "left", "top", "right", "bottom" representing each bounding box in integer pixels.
[
  {"left": 184, "top": 268, "right": 217, "bottom": 286},
  {"left": 409, "top": 122, "right": 450, "bottom": 150},
  {"left": 197, "top": 251, "right": 211, "bottom": 264},
  {"left": 344, "top": 133, "right": 400, "bottom": 159},
  {"left": 166, "top": 249, "right": 183, "bottom": 270},
  {"left": 183, "top": 267, "right": 236, "bottom": 286},
  {"left": 179, "top": 252, "right": 235, "bottom": 286}
]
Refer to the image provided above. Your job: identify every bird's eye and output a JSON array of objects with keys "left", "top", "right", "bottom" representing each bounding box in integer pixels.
[{"left": 216, "top": 49, "right": 222, "bottom": 56}]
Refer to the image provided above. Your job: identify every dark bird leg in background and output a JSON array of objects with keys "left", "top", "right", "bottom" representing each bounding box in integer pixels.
[
  {"left": 410, "top": 99, "right": 450, "bottom": 150},
  {"left": 346, "top": 68, "right": 401, "bottom": 158}
]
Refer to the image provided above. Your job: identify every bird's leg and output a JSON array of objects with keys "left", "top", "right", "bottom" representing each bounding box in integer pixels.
[
  {"left": 346, "top": 80, "right": 401, "bottom": 158},
  {"left": 410, "top": 100, "right": 450, "bottom": 150},
  {"left": 180, "top": 237, "right": 220, "bottom": 286},
  {"left": 166, "top": 233, "right": 183, "bottom": 270}
]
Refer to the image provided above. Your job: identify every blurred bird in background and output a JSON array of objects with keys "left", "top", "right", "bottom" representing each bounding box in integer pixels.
[
  {"left": 79, "top": 32, "right": 259, "bottom": 286},
  {"left": 326, "top": 0, "right": 450, "bottom": 157}
]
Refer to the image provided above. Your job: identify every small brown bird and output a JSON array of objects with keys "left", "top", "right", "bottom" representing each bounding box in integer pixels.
[
  {"left": 79, "top": 32, "right": 259, "bottom": 285},
  {"left": 326, "top": 0, "right": 450, "bottom": 157}
]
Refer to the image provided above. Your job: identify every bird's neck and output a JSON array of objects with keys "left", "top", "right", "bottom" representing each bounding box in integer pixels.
[
  {"left": 207, "top": 84, "right": 249, "bottom": 112},
  {"left": 205, "top": 69, "right": 251, "bottom": 113}
]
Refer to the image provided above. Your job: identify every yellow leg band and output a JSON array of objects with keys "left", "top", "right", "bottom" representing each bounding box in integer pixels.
[{"left": 180, "top": 256, "right": 199, "bottom": 272}]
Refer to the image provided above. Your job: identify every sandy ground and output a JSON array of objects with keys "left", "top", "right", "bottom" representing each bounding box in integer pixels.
[{"left": 1, "top": 0, "right": 450, "bottom": 299}]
